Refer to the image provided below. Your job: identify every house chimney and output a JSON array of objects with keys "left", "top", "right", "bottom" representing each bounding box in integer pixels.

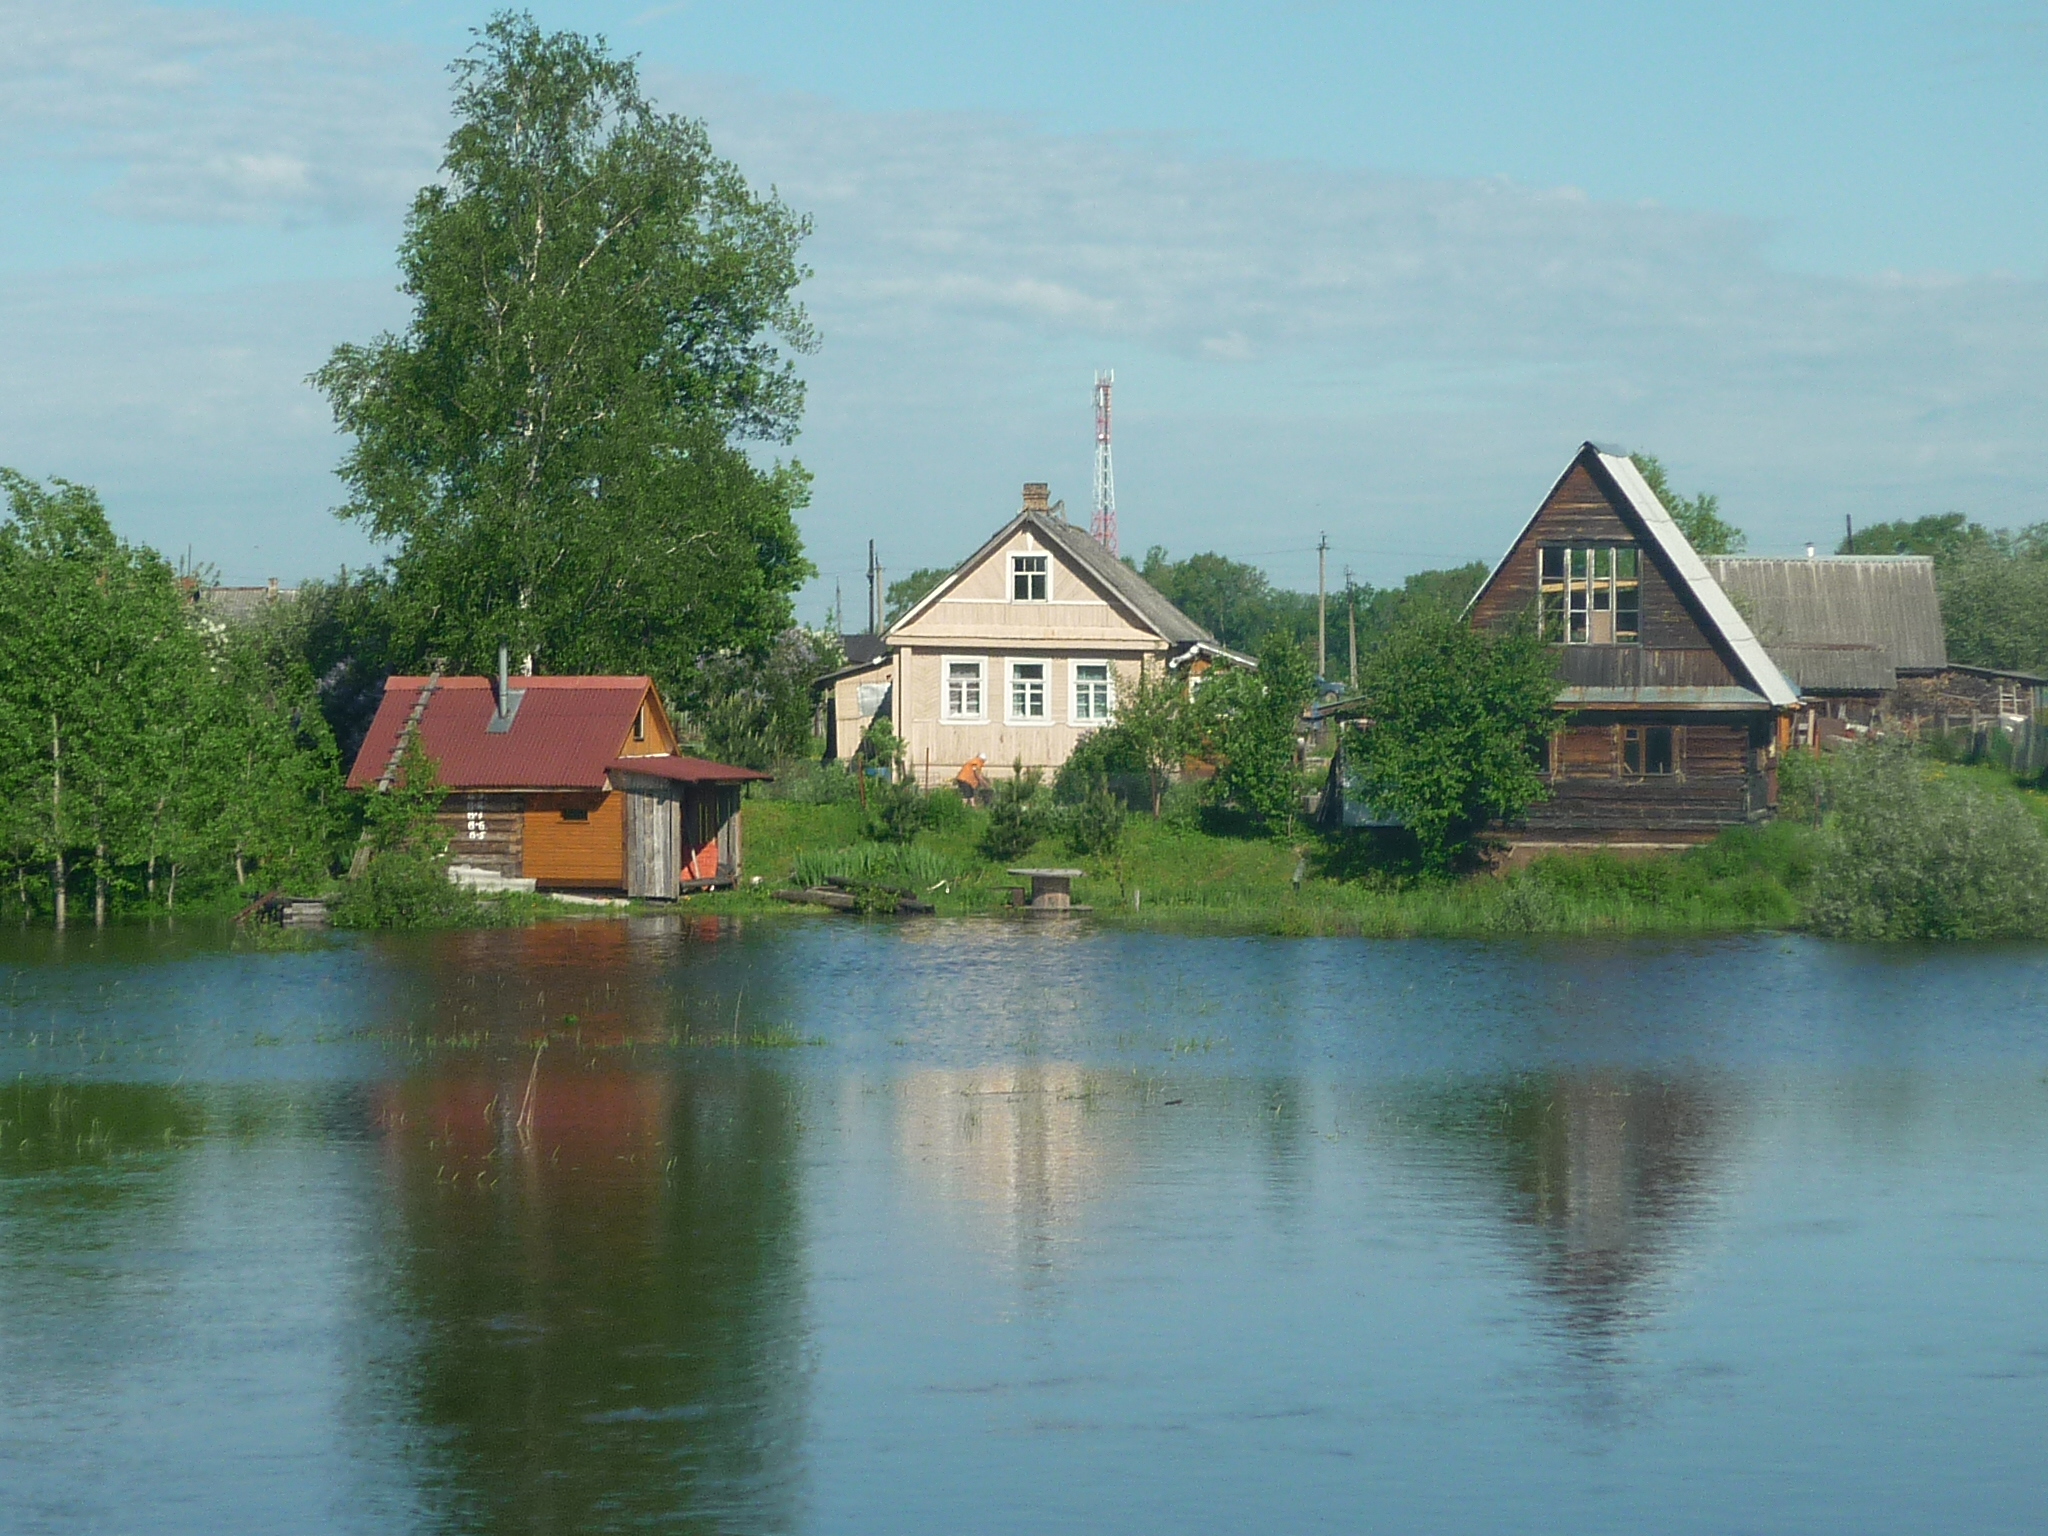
[
  {"left": 497, "top": 644, "right": 510, "bottom": 718},
  {"left": 1806, "top": 543, "right": 1816, "bottom": 560},
  {"left": 1022, "top": 482, "right": 1049, "bottom": 514},
  {"left": 266, "top": 576, "right": 279, "bottom": 598}
]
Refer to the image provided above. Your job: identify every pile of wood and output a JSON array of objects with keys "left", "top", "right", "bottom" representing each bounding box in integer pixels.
[{"left": 770, "top": 876, "right": 934, "bottom": 916}]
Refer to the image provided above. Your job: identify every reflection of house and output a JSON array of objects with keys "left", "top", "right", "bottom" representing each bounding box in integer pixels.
[
  {"left": 1705, "top": 555, "right": 1946, "bottom": 742},
  {"left": 346, "top": 670, "right": 767, "bottom": 897},
  {"left": 1468, "top": 444, "right": 1797, "bottom": 852},
  {"left": 830, "top": 483, "right": 1245, "bottom": 784}
]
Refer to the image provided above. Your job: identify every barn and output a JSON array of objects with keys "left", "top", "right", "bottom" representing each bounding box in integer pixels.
[{"left": 346, "top": 670, "right": 768, "bottom": 898}]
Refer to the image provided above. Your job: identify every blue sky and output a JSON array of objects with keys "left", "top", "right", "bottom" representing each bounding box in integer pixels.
[{"left": 3, "top": 1, "right": 2046, "bottom": 613}]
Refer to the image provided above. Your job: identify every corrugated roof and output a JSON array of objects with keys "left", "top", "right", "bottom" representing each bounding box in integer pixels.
[
  {"left": 1758, "top": 643, "right": 1895, "bottom": 694},
  {"left": 606, "top": 756, "right": 772, "bottom": 784},
  {"left": 347, "top": 676, "right": 657, "bottom": 791},
  {"left": 840, "top": 634, "right": 891, "bottom": 667},
  {"left": 1704, "top": 555, "right": 1947, "bottom": 676},
  {"left": 888, "top": 507, "right": 1215, "bottom": 647},
  {"left": 1558, "top": 686, "right": 1775, "bottom": 709}
]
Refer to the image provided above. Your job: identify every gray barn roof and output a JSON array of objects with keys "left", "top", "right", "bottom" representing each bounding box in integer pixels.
[{"left": 1705, "top": 556, "right": 1948, "bottom": 687}]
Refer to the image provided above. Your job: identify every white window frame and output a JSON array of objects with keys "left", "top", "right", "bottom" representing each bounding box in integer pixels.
[
  {"left": 1006, "top": 658, "right": 1051, "bottom": 725},
  {"left": 941, "top": 654, "right": 987, "bottom": 723},
  {"left": 1070, "top": 658, "right": 1116, "bottom": 724},
  {"left": 1009, "top": 549, "right": 1052, "bottom": 603}
]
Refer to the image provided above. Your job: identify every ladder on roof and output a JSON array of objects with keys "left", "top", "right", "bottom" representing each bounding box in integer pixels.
[{"left": 349, "top": 663, "right": 444, "bottom": 879}]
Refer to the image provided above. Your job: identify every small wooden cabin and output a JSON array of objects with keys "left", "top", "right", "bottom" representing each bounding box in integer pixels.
[
  {"left": 1467, "top": 444, "right": 1799, "bottom": 856},
  {"left": 346, "top": 674, "right": 768, "bottom": 898}
]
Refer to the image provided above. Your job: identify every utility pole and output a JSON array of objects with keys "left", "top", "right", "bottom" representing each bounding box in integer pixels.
[
  {"left": 1844, "top": 513, "right": 1854, "bottom": 553},
  {"left": 1345, "top": 565, "right": 1358, "bottom": 691},
  {"left": 867, "top": 541, "right": 880, "bottom": 634},
  {"left": 1316, "top": 532, "right": 1329, "bottom": 679}
]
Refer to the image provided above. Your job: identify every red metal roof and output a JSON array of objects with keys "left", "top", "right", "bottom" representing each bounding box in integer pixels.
[
  {"left": 346, "top": 676, "right": 668, "bottom": 791},
  {"left": 605, "top": 755, "right": 772, "bottom": 784}
]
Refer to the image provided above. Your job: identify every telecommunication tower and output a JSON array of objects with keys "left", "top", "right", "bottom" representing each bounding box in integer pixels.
[{"left": 1091, "top": 370, "right": 1118, "bottom": 555}]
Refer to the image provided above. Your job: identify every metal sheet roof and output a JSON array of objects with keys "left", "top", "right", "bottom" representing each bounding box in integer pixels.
[
  {"left": 1557, "top": 686, "right": 1775, "bottom": 709},
  {"left": 1760, "top": 642, "right": 1896, "bottom": 693},
  {"left": 1704, "top": 555, "right": 1947, "bottom": 676},
  {"left": 606, "top": 756, "right": 772, "bottom": 784},
  {"left": 347, "top": 676, "right": 660, "bottom": 791}
]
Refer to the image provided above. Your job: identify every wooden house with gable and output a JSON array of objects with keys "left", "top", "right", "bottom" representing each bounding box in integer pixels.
[
  {"left": 841, "top": 482, "right": 1247, "bottom": 785},
  {"left": 1466, "top": 443, "right": 1798, "bottom": 855},
  {"left": 346, "top": 665, "right": 768, "bottom": 898}
]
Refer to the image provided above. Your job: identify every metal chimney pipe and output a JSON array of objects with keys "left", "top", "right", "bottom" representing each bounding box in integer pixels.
[{"left": 498, "top": 644, "right": 510, "bottom": 717}]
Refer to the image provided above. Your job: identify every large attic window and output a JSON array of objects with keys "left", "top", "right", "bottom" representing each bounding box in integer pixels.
[
  {"left": 1011, "top": 554, "right": 1049, "bottom": 602},
  {"left": 1540, "top": 546, "right": 1639, "bottom": 644}
]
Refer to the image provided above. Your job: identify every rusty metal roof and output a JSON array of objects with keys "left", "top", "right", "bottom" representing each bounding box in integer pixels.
[
  {"left": 347, "top": 676, "right": 659, "bottom": 791},
  {"left": 1705, "top": 555, "right": 1948, "bottom": 676},
  {"left": 606, "top": 756, "right": 772, "bottom": 784},
  {"left": 1557, "top": 686, "right": 1776, "bottom": 710}
]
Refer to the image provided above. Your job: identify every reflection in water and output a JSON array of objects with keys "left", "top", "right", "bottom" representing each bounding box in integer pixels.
[
  {"left": 1406, "top": 1071, "right": 1726, "bottom": 1359},
  {"left": 375, "top": 1053, "right": 807, "bottom": 1534}
]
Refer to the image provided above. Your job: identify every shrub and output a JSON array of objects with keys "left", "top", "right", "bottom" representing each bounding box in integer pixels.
[
  {"left": 332, "top": 735, "right": 490, "bottom": 930},
  {"left": 862, "top": 777, "right": 935, "bottom": 843},
  {"left": 1806, "top": 744, "right": 2048, "bottom": 940},
  {"left": 1055, "top": 726, "right": 1147, "bottom": 804},
  {"left": 979, "top": 764, "right": 1045, "bottom": 862},
  {"left": 1062, "top": 777, "right": 1127, "bottom": 858}
]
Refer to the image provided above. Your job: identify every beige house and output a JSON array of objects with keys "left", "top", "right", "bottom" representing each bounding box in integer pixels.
[{"left": 831, "top": 484, "right": 1243, "bottom": 786}]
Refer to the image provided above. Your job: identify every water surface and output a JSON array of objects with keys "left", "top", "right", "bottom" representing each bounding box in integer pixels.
[{"left": 3, "top": 919, "right": 2046, "bottom": 1533}]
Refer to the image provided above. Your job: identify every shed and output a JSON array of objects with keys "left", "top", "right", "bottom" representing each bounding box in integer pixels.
[{"left": 346, "top": 673, "right": 769, "bottom": 898}]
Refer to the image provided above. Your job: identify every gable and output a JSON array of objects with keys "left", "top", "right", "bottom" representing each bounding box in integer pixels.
[
  {"left": 1467, "top": 445, "right": 1798, "bottom": 708},
  {"left": 890, "top": 522, "right": 1162, "bottom": 646}
]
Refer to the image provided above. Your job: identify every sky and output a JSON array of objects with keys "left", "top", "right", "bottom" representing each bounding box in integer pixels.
[{"left": 3, "top": 0, "right": 2047, "bottom": 617}]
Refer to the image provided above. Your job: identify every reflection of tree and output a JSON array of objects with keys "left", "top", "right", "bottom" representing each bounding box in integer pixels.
[
  {"left": 374, "top": 1057, "right": 806, "bottom": 1534},
  {"left": 1405, "top": 1072, "right": 1726, "bottom": 1355}
]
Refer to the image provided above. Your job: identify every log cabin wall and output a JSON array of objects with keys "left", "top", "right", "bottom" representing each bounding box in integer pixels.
[
  {"left": 1524, "top": 719, "right": 1772, "bottom": 835},
  {"left": 1469, "top": 464, "right": 1740, "bottom": 685},
  {"left": 522, "top": 791, "right": 625, "bottom": 888},
  {"left": 438, "top": 793, "right": 524, "bottom": 875}
]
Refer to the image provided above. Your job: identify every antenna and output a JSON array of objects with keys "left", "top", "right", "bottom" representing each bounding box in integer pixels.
[{"left": 1092, "top": 370, "right": 1118, "bottom": 555}]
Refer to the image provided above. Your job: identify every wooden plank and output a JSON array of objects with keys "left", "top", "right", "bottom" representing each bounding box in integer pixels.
[{"left": 523, "top": 791, "right": 624, "bottom": 888}]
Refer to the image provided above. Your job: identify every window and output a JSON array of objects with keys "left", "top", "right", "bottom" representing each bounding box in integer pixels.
[
  {"left": 1011, "top": 553, "right": 1049, "bottom": 602},
  {"left": 944, "top": 657, "right": 986, "bottom": 721},
  {"left": 466, "top": 792, "right": 488, "bottom": 841},
  {"left": 1540, "top": 545, "right": 1639, "bottom": 644},
  {"left": 1621, "top": 725, "right": 1676, "bottom": 776},
  {"left": 1073, "top": 661, "right": 1114, "bottom": 722},
  {"left": 632, "top": 706, "right": 647, "bottom": 742},
  {"left": 1009, "top": 660, "right": 1047, "bottom": 721},
  {"left": 560, "top": 807, "right": 589, "bottom": 823}
]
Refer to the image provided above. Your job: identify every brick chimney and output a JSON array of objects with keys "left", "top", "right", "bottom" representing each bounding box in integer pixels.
[{"left": 1022, "top": 482, "right": 1049, "bottom": 514}]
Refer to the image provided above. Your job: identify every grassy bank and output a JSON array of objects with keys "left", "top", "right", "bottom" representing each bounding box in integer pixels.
[{"left": 685, "top": 797, "right": 1816, "bottom": 938}]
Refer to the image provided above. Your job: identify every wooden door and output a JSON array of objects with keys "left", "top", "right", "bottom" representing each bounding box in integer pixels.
[{"left": 622, "top": 783, "right": 680, "bottom": 899}]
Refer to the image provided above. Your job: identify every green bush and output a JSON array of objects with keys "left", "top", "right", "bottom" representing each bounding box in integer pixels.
[
  {"left": 1062, "top": 778, "right": 1127, "bottom": 858},
  {"left": 332, "top": 734, "right": 492, "bottom": 930},
  {"left": 1055, "top": 726, "right": 1147, "bottom": 804},
  {"left": 979, "top": 765, "right": 1045, "bottom": 862},
  {"left": 1806, "top": 745, "right": 2048, "bottom": 940},
  {"left": 789, "top": 842, "right": 963, "bottom": 891}
]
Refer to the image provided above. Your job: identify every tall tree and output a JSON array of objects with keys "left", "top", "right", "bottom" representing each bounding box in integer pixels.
[
  {"left": 1631, "top": 453, "right": 1746, "bottom": 555},
  {"left": 315, "top": 13, "right": 816, "bottom": 697}
]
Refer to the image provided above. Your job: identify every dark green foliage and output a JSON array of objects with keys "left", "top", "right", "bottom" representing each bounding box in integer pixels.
[
  {"left": 1054, "top": 725, "right": 1148, "bottom": 804},
  {"left": 688, "top": 628, "right": 838, "bottom": 768},
  {"left": 1062, "top": 778, "right": 1127, "bottom": 858},
  {"left": 272, "top": 569, "right": 402, "bottom": 767},
  {"left": 1353, "top": 563, "right": 1490, "bottom": 641},
  {"left": 979, "top": 765, "right": 1045, "bottom": 861},
  {"left": 1191, "top": 637, "right": 1317, "bottom": 835},
  {"left": 1802, "top": 745, "right": 2048, "bottom": 940},
  {"left": 884, "top": 567, "right": 953, "bottom": 626},
  {"left": 1630, "top": 452, "right": 1746, "bottom": 555},
  {"left": 1135, "top": 547, "right": 1321, "bottom": 653},
  {"left": 313, "top": 14, "right": 815, "bottom": 701},
  {"left": 1351, "top": 606, "right": 1558, "bottom": 873},
  {"left": 332, "top": 737, "right": 488, "bottom": 929},
  {"left": 1839, "top": 512, "right": 1995, "bottom": 562},
  {"left": 1840, "top": 512, "right": 2048, "bottom": 674},
  {"left": 862, "top": 777, "right": 937, "bottom": 843}
]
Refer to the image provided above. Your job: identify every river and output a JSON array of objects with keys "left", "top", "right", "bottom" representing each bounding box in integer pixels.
[{"left": 2, "top": 918, "right": 2045, "bottom": 1534}]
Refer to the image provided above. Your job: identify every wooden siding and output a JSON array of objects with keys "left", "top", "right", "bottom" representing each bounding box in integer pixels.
[
  {"left": 438, "top": 793, "right": 524, "bottom": 876},
  {"left": 523, "top": 791, "right": 624, "bottom": 888},
  {"left": 895, "top": 647, "right": 1151, "bottom": 784},
  {"left": 1527, "top": 721, "right": 1770, "bottom": 833},
  {"left": 1470, "top": 463, "right": 1739, "bottom": 667},
  {"left": 1555, "top": 646, "right": 1737, "bottom": 689},
  {"left": 615, "top": 683, "right": 679, "bottom": 757},
  {"left": 622, "top": 783, "right": 681, "bottom": 900},
  {"left": 890, "top": 527, "right": 1161, "bottom": 650}
]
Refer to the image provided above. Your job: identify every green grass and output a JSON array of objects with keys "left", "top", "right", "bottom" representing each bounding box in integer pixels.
[{"left": 686, "top": 793, "right": 1820, "bottom": 937}]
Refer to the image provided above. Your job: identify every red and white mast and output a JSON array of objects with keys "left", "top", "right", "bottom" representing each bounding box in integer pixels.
[{"left": 1091, "top": 370, "right": 1118, "bottom": 555}]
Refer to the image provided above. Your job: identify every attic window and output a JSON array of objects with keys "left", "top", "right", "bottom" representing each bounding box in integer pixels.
[
  {"left": 1011, "top": 554, "right": 1049, "bottom": 602},
  {"left": 632, "top": 706, "right": 647, "bottom": 742},
  {"left": 1540, "top": 546, "right": 1639, "bottom": 644}
]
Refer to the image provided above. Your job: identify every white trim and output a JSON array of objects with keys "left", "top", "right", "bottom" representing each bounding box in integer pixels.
[
  {"left": 1008, "top": 545, "right": 1053, "bottom": 605},
  {"left": 1069, "top": 657, "right": 1116, "bottom": 725},
  {"left": 1005, "top": 657, "right": 1052, "bottom": 725},
  {"left": 941, "top": 653, "right": 988, "bottom": 724}
]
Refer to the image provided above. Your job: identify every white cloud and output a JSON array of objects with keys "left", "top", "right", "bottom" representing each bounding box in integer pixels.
[{"left": 0, "top": 0, "right": 441, "bottom": 224}]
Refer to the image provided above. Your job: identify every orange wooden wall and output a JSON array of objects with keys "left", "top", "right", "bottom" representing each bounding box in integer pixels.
[{"left": 523, "top": 792, "right": 626, "bottom": 888}]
